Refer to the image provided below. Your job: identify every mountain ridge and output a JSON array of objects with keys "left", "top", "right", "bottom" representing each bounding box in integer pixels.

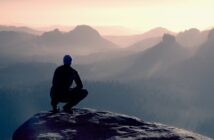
[
  {"left": 104, "top": 27, "right": 175, "bottom": 47},
  {"left": 38, "top": 25, "right": 118, "bottom": 50},
  {"left": 176, "top": 28, "right": 209, "bottom": 47},
  {"left": 0, "top": 25, "right": 42, "bottom": 35}
]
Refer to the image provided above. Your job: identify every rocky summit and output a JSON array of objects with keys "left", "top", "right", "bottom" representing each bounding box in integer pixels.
[{"left": 13, "top": 108, "right": 212, "bottom": 140}]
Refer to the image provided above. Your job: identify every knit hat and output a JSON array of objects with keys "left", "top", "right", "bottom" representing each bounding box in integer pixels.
[{"left": 63, "top": 55, "right": 72, "bottom": 65}]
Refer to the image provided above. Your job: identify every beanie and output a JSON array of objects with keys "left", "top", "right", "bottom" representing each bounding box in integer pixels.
[{"left": 63, "top": 55, "right": 72, "bottom": 65}]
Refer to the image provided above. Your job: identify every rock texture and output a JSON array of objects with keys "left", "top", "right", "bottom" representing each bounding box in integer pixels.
[{"left": 13, "top": 108, "right": 212, "bottom": 140}]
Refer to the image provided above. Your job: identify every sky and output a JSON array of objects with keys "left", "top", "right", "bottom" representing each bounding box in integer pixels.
[{"left": 0, "top": 0, "right": 214, "bottom": 33}]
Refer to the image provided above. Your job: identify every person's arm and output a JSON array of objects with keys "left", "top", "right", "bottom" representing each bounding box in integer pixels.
[
  {"left": 52, "top": 68, "right": 58, "bottom": 86},
  {"left": 74, "top": 70, "right": 83, "bottom": 89}
]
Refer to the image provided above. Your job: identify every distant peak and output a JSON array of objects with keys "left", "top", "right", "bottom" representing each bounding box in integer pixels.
[
  {"left": 42, "top": 28, "right": 62, "bottom": 36},
  {"left": 179, "top": 28, "right": 200, "bottom": 35},
  {"left": 152, "top": 27, "right": 169, "bottom": 31},
  {"left": 73, "top": 25, "right": 99, "bottom": 33},
  {"left": 162, "top": 34, "right": 176, "bottom": 44},
  {"left": 75, "top": 25, "right": 94, "bottom": 30},
  {"left": 138, "top": 27, "right": 175, "bottom": 40},
  {"left": 147, "top": 27, "right": 174, "bottom": 34},
  {"left": 71, "top": 25, "right": 101, "bottom": 37},
  {"left": 53, "top": 28, "right": 60, "bottom": 32},
  {"left": 187, "top": 28, "right": 200, "bottom": 33}
]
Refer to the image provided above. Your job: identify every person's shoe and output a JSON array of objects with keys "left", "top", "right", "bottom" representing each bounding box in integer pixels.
[
  {"left": 63, "top": 106, "right": 73, "bottom": 113},
  {"left": 51, "top": 107, "right": 60, "bottom": 113}
]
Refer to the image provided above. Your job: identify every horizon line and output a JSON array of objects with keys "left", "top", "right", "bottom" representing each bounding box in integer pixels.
[{"left": 0, "top": 23, "right": 213, "bottom": 36}]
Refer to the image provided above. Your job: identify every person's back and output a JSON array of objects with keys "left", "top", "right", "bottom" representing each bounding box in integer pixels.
[
  {"left": 50, "top": 55, "right": 88, "bottom": 113},
  {"left": 52, "top": 65, "right": 82, "bottom": 94}
]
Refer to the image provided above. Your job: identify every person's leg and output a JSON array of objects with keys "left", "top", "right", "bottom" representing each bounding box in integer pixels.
[
  {"left": 63, "top": 89, "right": 88, "bottom": 111},
  {"left": 50, "top": 87, "right": 59, "bottom": 112},
  {"left": 51, "top": 98, "right": 59, "bottom": 112}
]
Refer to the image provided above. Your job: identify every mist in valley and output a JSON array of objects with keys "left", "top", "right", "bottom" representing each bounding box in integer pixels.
[{"left": 0, "top": 25, "right": 214, "bottom": 139}]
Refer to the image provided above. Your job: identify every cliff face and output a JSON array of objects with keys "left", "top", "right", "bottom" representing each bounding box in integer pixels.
[{"left": 13, "top": 108, "right": 212, "bottom": 140}]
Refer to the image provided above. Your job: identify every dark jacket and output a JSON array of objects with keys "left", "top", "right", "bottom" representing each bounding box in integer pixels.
[{"left": 51, "top": 65, "right": 83, "bottom": 95}]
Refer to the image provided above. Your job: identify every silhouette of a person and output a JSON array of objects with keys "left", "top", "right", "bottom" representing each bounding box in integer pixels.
[{"left": 50, "top": 55, "right": 88, "bottom": 113}]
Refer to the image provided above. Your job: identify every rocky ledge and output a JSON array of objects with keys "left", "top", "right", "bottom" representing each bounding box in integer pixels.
[{"left": 13, "top": 108, "right": 212, "bottom": 140}]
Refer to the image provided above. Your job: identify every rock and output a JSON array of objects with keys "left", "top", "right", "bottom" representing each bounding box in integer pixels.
[
  {"left": 13, "top": 108, "right": 212, "bottom": 140},
  {"left": 162, "top": 34, "right": 176, "bottom": 44}
]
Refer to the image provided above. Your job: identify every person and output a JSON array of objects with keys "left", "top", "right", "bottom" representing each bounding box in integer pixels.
[{"left": 50, "top": 55, "right": 88, "bottom": 113}]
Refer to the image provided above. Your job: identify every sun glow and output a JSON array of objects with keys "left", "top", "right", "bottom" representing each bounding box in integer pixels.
[{"left": 0, "top": 0, "right": 214, "bottom": 32}]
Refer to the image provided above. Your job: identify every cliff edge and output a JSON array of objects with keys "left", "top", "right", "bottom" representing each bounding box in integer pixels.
[{"left": 13, "top": 108, "right": 212, "bottom": 140}]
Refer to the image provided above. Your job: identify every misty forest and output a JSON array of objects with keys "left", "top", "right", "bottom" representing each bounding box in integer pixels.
[{"left": 1, "top": 25, "right": 214, "bottom": 139}]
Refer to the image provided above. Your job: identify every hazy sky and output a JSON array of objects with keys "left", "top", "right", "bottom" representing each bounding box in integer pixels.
[{"left": 0, "top": 0, "right": 214, "bottom": 32}]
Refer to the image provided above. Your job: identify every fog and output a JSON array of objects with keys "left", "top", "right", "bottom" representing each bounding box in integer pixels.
[{"left": 0, "top": 25, "right": 214, "bottom": 139}]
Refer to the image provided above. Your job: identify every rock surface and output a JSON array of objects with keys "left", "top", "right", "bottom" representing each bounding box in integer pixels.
[{"left": 13, "top": 108, "right": 212, "bottom": 140}]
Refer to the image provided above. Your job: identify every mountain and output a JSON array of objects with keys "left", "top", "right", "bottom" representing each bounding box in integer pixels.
[
  {"left": 0, "top": 25, "right": 119, "bottom": 51},
  {"left": 38, "top": 25, "right": 119, "bottom": 53},
  {"left": 66, "top": 25, "right": 113, "bottom": 47},
  {"left": 0, "top": 25, "right": 42, "bottom": 35},
  {"left": 172, "top": 28, "right": 214, "bottom": 85},
  {"left": 0, "top": 25, "right": 119, "bottom": 64},
  {"left": 82, "top": 34, "right": 189, "bottom": 81},
  {"left": 13, "top": 108, "right": 211, "bottom": 140},
  {"left": 110, "top": 34, "right": 188, "bottom": 80},
  {"left": 176, "top": 28, "right": 209, "bottom": 48},
  {"left": 37, "top": 25, "right": 138, "bottom": 35},
  {"left": 141, "top": 27, "right": 175, "bottom": 39},
  {"left": 38, "top": 29, "right": 64, "bottom": 46},
  {"left": 149, "top": 28, "right": 214, "bottom": 138},
  {"left": 104, "top": 27, "right": 175, "bottom": 47}
]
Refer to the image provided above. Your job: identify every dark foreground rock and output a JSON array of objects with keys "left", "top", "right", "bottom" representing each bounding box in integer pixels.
[{"left": 13, "top": 108, "right": 212, "bottom": 140}]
